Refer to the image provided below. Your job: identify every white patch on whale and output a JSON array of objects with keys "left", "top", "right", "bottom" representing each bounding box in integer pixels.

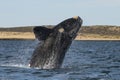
[{"left": 58, "top": 28, "right": 64, "bottom": 33}]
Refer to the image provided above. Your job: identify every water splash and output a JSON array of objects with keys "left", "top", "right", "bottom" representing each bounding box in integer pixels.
[{"left": 0, "top": 63, "right": 30, "bottom": 69}]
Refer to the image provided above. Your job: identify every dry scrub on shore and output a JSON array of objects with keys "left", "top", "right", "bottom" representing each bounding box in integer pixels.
[
  {"left": 0, "top": 31, "right": 120, "bottom": 40},
  {"left": 0, "top": 32, "right": 35, "bottom": 40}
]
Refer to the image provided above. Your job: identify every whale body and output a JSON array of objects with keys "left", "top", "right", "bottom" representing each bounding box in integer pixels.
[{"left": 29, "top": 16, "right": 83, "bottom": 69}]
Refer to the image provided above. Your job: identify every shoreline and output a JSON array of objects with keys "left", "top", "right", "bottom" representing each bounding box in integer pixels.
[
  {"left": 0, "top": 37, "right": 120, "bottom": 41},
  {"left": 0, "top": 32, "right": 120, "bottom": 40}
]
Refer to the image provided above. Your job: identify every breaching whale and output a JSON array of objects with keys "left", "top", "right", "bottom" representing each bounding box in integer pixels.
[{"left": 29, "top": 16, "right": 83, "bottom": 69}]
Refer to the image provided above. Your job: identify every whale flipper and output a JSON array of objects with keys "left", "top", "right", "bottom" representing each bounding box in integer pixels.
[{"left": 33, "top": 26, "right": 53, "bottom": 40}]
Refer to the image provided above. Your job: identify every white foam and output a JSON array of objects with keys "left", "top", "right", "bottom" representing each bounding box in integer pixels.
[{"left": 0, "top": 64, "right": 30, "bottom": 69}]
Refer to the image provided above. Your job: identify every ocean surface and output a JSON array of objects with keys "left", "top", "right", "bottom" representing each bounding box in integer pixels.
[{"left": 0, "top": 40, "right": 120, "bottom": 80}]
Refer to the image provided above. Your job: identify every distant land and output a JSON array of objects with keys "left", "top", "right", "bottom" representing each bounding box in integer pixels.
[{"left": 0, "top": 25, "right": 120, "bottom": 40}]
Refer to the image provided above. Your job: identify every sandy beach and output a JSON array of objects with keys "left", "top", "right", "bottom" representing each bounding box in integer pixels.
[{"left": 0, "top": 31, "right": 120, "bottom": 40}]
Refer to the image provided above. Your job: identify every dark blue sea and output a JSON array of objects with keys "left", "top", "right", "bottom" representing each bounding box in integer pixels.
[{"left": 0, "top": 40, "right": 120, "bottom": 80}]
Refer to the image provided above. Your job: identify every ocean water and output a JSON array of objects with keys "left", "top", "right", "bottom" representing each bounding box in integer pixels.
[{"left": 0, "top": 40, "right": 120, "bottom": 80}]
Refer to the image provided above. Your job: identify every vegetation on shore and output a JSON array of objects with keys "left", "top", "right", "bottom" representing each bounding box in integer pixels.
[{"left": 0, "top": 25, "right": 120, "bottom": 40}]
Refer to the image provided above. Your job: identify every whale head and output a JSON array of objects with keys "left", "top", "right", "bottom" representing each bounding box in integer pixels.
[{"left": 54, "top": 16, "right": 82, "bottom": 39}]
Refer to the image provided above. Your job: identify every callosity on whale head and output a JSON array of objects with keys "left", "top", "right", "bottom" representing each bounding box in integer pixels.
[{"left": 29, "top": 16, "right": 83, "bottom": 69}]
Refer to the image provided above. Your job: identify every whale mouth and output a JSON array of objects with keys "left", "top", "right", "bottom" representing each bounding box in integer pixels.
[{"left": 66, "top": 16, "right": 82, "bottom": 39}]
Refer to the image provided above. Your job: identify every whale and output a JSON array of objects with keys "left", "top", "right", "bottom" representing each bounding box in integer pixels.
[{"left": 29, "top": 16, "right": 83, "bottom": 69}]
